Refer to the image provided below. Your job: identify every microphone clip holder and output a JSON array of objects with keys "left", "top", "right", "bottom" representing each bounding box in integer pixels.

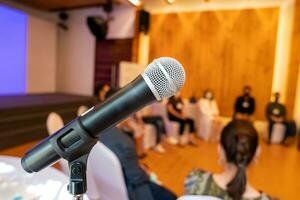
[
  {"left": 50, "top": 118, "right": 98, "bottom": 199},
  {"left": 68, "top": 154, "right": 89, "bottom": 200}
]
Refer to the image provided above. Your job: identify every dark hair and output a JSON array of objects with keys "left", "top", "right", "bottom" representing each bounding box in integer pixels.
[{"left": 220, "top": 120, "right": 258, "bottom": 200}]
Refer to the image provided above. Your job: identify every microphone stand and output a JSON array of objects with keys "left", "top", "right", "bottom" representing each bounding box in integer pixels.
[{"left": 68, "top": 153, "right": 90, "bottom": 200}]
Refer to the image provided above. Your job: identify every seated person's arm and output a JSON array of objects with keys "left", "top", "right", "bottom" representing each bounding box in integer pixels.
[
  {"left": 212, "top": 100, "right": 220, "bottom": 117},
  {"left": 266, "top": 104, "right": 272, "bottom": 121},
  {"left": 249, "top": 98, "right": 256, "bottom": 114},
  {"left": 118, "top": 118, "right": 132, "bottom": 130},
  {"left": 282, "top": 106, "right": 287, "bottom": 119},
  {"left": 167, "top": 104, "right": 184, "bottom": 119},
  {"left": 234, "top": 97, "right": 241, "bottom": 113}
]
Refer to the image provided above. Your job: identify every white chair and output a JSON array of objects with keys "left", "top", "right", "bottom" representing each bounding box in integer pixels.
[
  {"left": 77, "top": 105, "right": 89, "bottom": 116},
  {"left": 46, "top": 112, "right": 69, "bottom": 174},
  {"left": 261, "top": 122, "right": 285, "bottom": 144},
  {"left": 87, "top": 142, "right": 129, "bottom": 200},
  {"left": 197, "top": 99, "right": 222, "bottom": 141},
  {"left": 270, "top": 123, "right": 285, "bottom": 144},
  {"left": 177, "top": 195, "right": 221, "bottom": 200},
  {"left": 46, "top": 112, "right": 64, "bottom": 135},
  {"left": 143, "top": 124, "right": 157, "bottom": 150}
]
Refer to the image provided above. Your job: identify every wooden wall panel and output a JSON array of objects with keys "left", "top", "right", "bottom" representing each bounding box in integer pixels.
[{"left": 149, "top": 8, "right": 279, "bottom": 119}]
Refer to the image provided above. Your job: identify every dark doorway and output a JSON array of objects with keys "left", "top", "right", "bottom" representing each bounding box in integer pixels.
[{"left": 94, "top": 39, "right": 132, "bottom": 94}]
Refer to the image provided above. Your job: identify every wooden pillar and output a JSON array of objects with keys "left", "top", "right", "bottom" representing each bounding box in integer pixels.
[{"left": 286, "top": 1, "right": 300, "bottom": 119}]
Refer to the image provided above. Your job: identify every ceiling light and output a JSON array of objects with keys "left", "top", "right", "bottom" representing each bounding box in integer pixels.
[
  {"left": 166, "top": 0, "right": 175, "bottom": 4},
  {"left": 128, "top": 0, "right": 142, "bottom": 6}
]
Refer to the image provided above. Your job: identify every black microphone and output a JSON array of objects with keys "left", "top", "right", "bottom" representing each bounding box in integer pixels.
[{"left": 21, "top": 57, "right": 186, "bottom": 173}]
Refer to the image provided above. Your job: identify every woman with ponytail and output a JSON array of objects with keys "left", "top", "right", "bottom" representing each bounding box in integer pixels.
[{"left": 184, "top": 120, "right": 276, "bottom": 200}]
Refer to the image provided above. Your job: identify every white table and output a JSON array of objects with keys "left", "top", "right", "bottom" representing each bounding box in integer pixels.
[{"left": 0, "top": 156, "right": 89, "bottom": 200}]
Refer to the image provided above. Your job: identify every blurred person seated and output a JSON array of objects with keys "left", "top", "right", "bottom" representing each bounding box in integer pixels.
[
  {"left": 139, "top": 105, "right": 177, "bottom": 153},
  {"left": 118, "top": 115, "right": 147, "bottom": 157},
  {"left": 104, "top": 88, "right": 146, "bottom": 158},
  {"left": 185, "top": 120, "right": 276, "bottom": 200},
  {"left": 99, "top": 127, "right": 177, "bottom": 200},
  {"left": 96, "top": 83, "right": 111, "bottom": 103},
  {"left": 265, "top": 92, "right": 296, "bottom": 145},
  {"left": 198, "top": 89, "right": 222, "bottom": 141},
  {"left": 234, "top": 86, "right": 256, "bottom": 121},
  {"left": 99, "top": 88, "right": 177, "bottom": 200},
  {"left": 167, "top": 93, "right": 197, "bottom": 146}
]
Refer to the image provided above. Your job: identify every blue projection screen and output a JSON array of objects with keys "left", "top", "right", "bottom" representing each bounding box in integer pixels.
[{"left": 0, "top": 5, "right": 27, "bottom": 95}]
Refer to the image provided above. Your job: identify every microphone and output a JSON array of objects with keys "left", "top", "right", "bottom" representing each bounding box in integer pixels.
[{"left": 21, "top": 57, "right": 186, "bottom": 173}]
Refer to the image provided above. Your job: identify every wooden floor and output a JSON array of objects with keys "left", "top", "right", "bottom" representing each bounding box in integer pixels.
[
  {"left": 142, "top": 139, "right": 300, "bottom": 200},
  {"left": 1, "top": 139, "right": 299, "bottom": 200}
]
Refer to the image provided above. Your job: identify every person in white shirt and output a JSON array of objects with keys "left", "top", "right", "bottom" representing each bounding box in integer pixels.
[{"left": 198, "top": 89, "right": 221, "bottom": 141}]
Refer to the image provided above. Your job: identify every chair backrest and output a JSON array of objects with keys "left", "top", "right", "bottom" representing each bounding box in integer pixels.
[
  {"left": 77, "top": 105, "right": 89, "bottom": 116},
  {"left": 46, "top": 112, "right": 64, "bottom": 134},
  {"left": 87, "top": 142, "right": 129, "bottom": 200},
  {"left": 271, "top": 123, "right": 285, "bottom": 143},
  {"left": 177, "top": 195, "right": 221, "bottom": 200},
  {"left": 46, "top": 112, "right": 69, "bottom": 174}
]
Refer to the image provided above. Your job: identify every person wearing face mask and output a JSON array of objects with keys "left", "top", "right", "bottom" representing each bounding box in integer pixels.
[
  {"left": 234, "top": 86, "right": 256, "bottom": 121},
  {"left": 265, "top": 92, "right": 296, "bottom": 144},
  {"left": 167, "top": 92, "right": 197, "bottom": 146},
  {"left": 198, "top": 89, "right": 221, "bottom": 141},
  {"left": 184, "top": 120, "right": 277, "bottom": 200}
]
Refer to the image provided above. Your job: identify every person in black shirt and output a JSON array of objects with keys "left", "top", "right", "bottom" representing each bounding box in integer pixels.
[
  {"left": 234, "top": 86, "right": 256, "bottom": 121},
  {"left": 99, "top": 127, "right": 177, "bottom": 200},
  {"left": 167, "top": 93, "right": 196, "bottom": 145},
  {"left": 266, "top": 92, "right": 289, "bottom": 144}
]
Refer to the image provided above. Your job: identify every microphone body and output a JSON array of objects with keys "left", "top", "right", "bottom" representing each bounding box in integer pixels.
[
  {"left": 81, "top": 76, "right": 155, "bottom": 136},
  {"left": 21, "top": 57, "right": 186, "bottom": 173},
  {"left": 22, "top": 76, "right": 156, "bottom": 173}
]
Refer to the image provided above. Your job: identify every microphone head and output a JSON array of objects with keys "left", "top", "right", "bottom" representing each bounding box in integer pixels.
[{"left": 142, "top": 57, "right": 186, "bottom": 100}]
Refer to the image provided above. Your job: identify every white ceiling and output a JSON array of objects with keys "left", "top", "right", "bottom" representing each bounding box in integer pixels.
[{"left": 139, "top": 0, "right": 289, "bottom": 13}]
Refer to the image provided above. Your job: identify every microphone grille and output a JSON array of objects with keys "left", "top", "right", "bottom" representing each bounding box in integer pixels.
[{"left": 142, "top": 57, "right": 186, "bottom": 100}]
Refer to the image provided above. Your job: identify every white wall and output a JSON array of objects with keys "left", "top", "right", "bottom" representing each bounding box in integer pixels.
[
  {"left": 27, "top": 15, "right": 57, "bottom": 93},
  {"left": 57, "top": 5, "right": 135, "bottom": 96},
  {"left": 1, "top": 1, "right": 58, "bottom": 94},
  {"left": 272, "top": 1, "right": 295, "bottom": 102}
]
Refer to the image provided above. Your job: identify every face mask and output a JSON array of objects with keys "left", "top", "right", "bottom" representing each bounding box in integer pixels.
[
  {"left": 205, "top": 92, "right": 213, "bottom": 99},
  {"left": 244, "top": 91, "right": 250, "bottom": 96}
]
